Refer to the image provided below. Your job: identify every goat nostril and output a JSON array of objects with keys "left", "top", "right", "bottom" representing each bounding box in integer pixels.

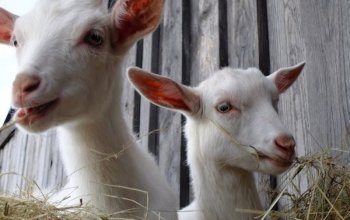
[
  {"left": 275, "top": 135, "right": 296, "bottom": 150},
  {"left": 13, "top": 74, "right": 41, "bottom": 94},
  {"left": 23, "top": 80, "right": 41, "bottom": 93}
]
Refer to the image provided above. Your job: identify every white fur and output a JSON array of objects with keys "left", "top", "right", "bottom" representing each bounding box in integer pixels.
[
  {"left": 6, "top": 0, "right": 177, "bottom": 219},
  {"left": 128, "top": 64, "right": 304, "bottom": 220},
  {"left": 181, "top": 68, "right": 300, "bottom": 220},
  {"left": 180, "top": 68, "right": 298, "bottom": 220}
]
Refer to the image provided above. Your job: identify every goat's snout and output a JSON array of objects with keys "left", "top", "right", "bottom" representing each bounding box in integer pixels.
[
  {"left": 274, "top": 134, "right": 295, "bottom": 159},
  {"left": 13, "top": 74, "right": 41, "bottom": 105}
]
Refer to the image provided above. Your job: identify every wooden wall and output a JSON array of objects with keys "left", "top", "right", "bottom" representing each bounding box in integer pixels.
[{"left": 0, "top": 0, "right": 349, "bottom": 211}]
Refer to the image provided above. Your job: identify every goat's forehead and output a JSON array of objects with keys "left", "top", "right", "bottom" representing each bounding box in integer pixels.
[
  {"left": 198, "top": 68, "right": 277, "bottom": 102},
  {"left": 15, "top": 0, "right": 109, "bottom": 35}
]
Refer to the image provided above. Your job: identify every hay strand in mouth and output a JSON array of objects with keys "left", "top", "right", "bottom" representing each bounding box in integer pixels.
[
  {"left": 0, "top": 177, "right": 170, "bottom": 220},
  {"left": 208, "top": 118, "right": 259, "bottom": 157},
  {"left": 0, "top": 195, "right": 92, "bottom": 219}
]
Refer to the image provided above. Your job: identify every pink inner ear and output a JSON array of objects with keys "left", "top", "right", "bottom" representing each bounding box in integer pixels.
[
  {"left": 276, "top": 73, "right": 292, "bottom": 92},
  {"left": 0, "top": 8, "right": 16, "bottom": 43},
  {"left": 132, "top": 72, "right": 191, "bottom": 112},
  {"left": 0, "top": 27, "right": 12, "bottom": 42},
  {"left": 275, "top": 65, "right": 304, "bottom": 93},
  {"left": 114, "top": 0, "right": 162, "bottom": 44}
]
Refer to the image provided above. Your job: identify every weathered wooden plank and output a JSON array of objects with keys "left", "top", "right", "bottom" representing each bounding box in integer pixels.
[
  {"left": 44, "top": 132, "right": 66, "bottom": 189},
  {"left": 0, "top": 131, "right": 28, "bottom": 193},
  {"left": 0, "top": 132, "right": 27, "bottom": 193},
  {"left": 138, "top": 35, "right": 153, "bottom": 151},
  {"left": 227, "top": 0, "right": 259, "bottom": 69},
  {"left": 122, "top": 45, "right": 137, "bottom": 130},
  {"left": 268, "top": 0, "right": 350, "bottom": 154},
  {"left": 267, "top": 0, "right": 350, "bottom": 208},
  {"left": 189, "top": 0, "right": 220, "bottom": 85},
  {"left": 157, "top": 0, "right": 183, "bottom": 202},
  {"left": 22, "top": 131, "right": 65, "bottom": 190}
]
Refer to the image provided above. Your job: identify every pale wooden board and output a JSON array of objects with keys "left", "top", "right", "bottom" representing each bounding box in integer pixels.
[
  {"left": 267, "top": 0, "right": 350, "bottom": 208},
  {"left": 268, "top": 0, "right": 350, "bottom": 158},
  {"left": 21, "top": 130, "right": 65, "bottom": 190},
  {"left": 0, "top": 131, "right": 28, "bottom": 193},
  {"left": 227, "top": 0, "right": 272, "bottom": 208},
  {"left": 138, "top": 35, "right": 153, "bottom": 151},
  {"left": 122, "top": 45, "right": 137, "bottom": 130},
  {"left": 157, "top": 0, "right": 183, "bottom": 202},
  {"left": 227, "top": 0, "right": 259, "bottom": 69},
  {"left": 189, "top": 0, "right": 220, "bottom": 86}
]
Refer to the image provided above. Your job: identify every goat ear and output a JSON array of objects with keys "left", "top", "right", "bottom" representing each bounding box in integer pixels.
[
  {"left": 0, "top": 8, "right": 17, "bottom": 45},
  {"left": 128, "top": 67, "right": 200, "bottom": 115},
  {"left": 112, "top": 0, "right": 163, "bottom": 50},
  {"left": 268, "top": 62, "right": 306, "bottom": 93}
]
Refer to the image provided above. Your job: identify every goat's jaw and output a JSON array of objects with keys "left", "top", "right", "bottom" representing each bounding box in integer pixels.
[
  {"left": 256, "top": 151, "right": 294, "bottom": 174},
  {"left": 259, "top": 154, "right": 293, "bottom": 167},
  {"left": 15, "top": 98, "right": 59, "bottom": 128}
]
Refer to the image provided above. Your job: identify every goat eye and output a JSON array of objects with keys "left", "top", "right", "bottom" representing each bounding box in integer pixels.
[
  {"left": 12, "top": 37, "right": 18, "bottom": 47},
  {"left": 216, "top": 102, "right": 233, "bottom": 113},
  {"left": 84, "top": 30, "right": 104, "bottom": 47}
]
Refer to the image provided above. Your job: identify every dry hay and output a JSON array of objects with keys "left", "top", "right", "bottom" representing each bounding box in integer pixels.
[
  {"left": 0, "top": 175, "right": 158, "bottom": 220},
  {"left": 260, "top": 149, "right": 350, "bottom": 220},
  {"left": 0, "top": 196, "right": 92, "bottom": 219},
  {"left": 0, "top": 193, "right": 107, "bottom": 220},
  {"left": 0, "top": 178, "right": 108, "bottom": 220}
]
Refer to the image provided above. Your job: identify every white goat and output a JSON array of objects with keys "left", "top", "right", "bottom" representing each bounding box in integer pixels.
[
  {"left": 128, "top": 62, "right": 305, "bottom": 220},
  {"left": 0, "top": 0, "right": 178, "bottom": 219}
]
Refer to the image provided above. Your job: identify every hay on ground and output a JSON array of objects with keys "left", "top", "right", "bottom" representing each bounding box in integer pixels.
[{"left": 0, "top": 194, "right": 107, "bottom": 219}]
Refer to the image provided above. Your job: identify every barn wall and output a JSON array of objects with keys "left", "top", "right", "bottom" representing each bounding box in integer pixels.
[{"left": 0, "top": 0, "right": 349, "bottom": 210}]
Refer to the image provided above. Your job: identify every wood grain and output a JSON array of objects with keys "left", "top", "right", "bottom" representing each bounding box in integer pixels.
[
  {"left": 267, "top": 0, "right": 350, "bottom": 208},
  {"left": 157, "top": 0, "right": 183, "bottom": 201},
  {"left": 122, "top": 45, "right": 137, "bottom": 130},
  {"left": 227, "top": 0, "right": 259, "bottom": 69},
  {"left": 268, "top": 0, "right": 350, "bottom": 155},
  {"left": 138, "top": 35, "right": 153, "bottom": 151},
  {"left": 189, "top": 0, "right": 220, "bottom": 85},
  {"left": 0, "top": 130, "right": 65, "bottom": 193}
]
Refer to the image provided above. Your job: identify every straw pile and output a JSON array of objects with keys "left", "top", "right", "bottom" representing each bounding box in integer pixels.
[
  {"left": 0, "top": 191, "right": 106, "bottom": 219},
  {"left": 262, "top": 149, "right": 350, "bottom": 220}
]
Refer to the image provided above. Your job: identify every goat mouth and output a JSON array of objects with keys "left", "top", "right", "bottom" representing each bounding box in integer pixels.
[
  {"left": 257, "top": 152, "right": 293, "bottom": 168},
  {"left": 16, "top": 99, "right": 59, "bottom": 123}
]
